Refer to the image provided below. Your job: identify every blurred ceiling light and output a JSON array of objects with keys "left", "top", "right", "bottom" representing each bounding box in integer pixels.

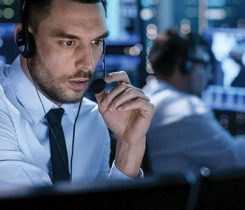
[
  {"left": 3, "top": 7, "right": 15, "bottom": 19},
  {"left": 3, "top": 0, "right": 14, "bottom": 5},
  {"left": 180, "top": 19, "right": 191, "bottom": 34},
  {"left": 129, "top": 44, "right": 142, "bottom": 56},
  {"left": 206, "top": 9, "right": 226, "bottom": 20},
  {"left": 140, "top": 8, "right": 156, "bottom": 21},
  {"left": 146, "top": 23, "right": 158, "bottom": 40},
  {"left": 146, "top": 62, "right": 154, "bottom": 74}
]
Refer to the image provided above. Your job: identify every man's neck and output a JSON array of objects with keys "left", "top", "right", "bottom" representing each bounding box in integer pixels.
[
  {"left": 20, "top": 56, "right": 34, "bottom": 84},
  {"left": 157, "top": 71, "right": 188, "bottom": 92}
]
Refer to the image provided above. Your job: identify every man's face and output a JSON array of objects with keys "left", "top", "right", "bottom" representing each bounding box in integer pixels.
[
  {"left": 28, "top": 0, "right": 108, "bottom": 104},
  {"left": 188, "top": 62, "right": 210, "bottom": 97},
  {"left": 187, "top": 48, "right": 212, "bottom": 97}
]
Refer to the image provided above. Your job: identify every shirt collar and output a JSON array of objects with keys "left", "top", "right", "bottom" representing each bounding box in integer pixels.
[
  {"left": 147, "top": 78, "right": 177, "bottom": 95},
  {"left": 9, "top": 56, "right": 78, "bottom": 124}
]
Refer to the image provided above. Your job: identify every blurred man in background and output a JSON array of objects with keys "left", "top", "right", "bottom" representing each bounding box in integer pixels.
[{"left": 143, "top": 29, "right": 245, "bottom": 175}]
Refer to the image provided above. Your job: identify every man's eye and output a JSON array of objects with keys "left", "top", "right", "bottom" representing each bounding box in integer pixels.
[
  {"left": 91, "top": 39, "right": 103, "bottom": 46},
  {"left": 63, "top": 40, "right": 75, "bottom": 46}
]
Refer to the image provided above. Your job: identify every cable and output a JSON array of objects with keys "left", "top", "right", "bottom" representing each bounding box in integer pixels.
[
  {"left": 26, "top": 59, "right": 83, "bottom": 181},
  {"left": 70, "top": 96, "right": 83, "bottom": 177}
]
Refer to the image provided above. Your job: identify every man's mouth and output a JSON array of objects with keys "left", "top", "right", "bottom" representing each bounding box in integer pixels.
[{"left": 68, "top": 78, "right": 90, "bottom": 91}]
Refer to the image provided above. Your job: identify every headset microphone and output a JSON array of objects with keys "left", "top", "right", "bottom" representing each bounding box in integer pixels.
[
  {"left": 90, "top": 78, "right": 106, "bottom": 94},
  {"left": 90, "top": 41, "right": 106, "bottom": 94}
]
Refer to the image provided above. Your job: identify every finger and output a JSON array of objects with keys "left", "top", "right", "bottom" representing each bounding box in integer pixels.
[
  {"left": 99, "top": 82, "right": 129, "bottom": 109},
  {"left": 107, "top": 86, "right": 149, "bottom": 111},
  {"left": 116, "top": 98, "right": 154, "bottom": 113},
  {"left": 104, "top": 71, "right": 131, "bottom": 84},
  {"left": 95, "top": 90, "right": 107, "bottom": 105}
]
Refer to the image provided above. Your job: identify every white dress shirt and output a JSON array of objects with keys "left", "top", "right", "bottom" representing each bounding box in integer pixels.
[
  {"left": 0, "top": 56, "right": 130, "bottom": 187},
  {"left": 143, "top": 78, "right": 245, "bottom": 175}
]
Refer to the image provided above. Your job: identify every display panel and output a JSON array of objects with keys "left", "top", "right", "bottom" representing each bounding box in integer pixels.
[
  {"left": 0, "top": 23, "right": 18, "bottom": 64},
  {"left": 202, "top": 28, "right": 245, "bottom": 112},
  {"left": 203, "top": 28, "right": 245, "bottom": 87},
  {"left": 106, "top": 0, "right": 141, "bottom": 45},
  {"left": 202, "top": 28, "right": 245, "bottom": 135}
]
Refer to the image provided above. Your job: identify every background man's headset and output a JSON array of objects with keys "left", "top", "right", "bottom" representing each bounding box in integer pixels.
[
  {"left": 181, "top": 33, "right": 211, "bottom": 75},
  {"left": 149, "top": 29, "right": 211, "bottom": 77},
  {"left": 16, "top": 0, "right": 107, "bottom": 93}
]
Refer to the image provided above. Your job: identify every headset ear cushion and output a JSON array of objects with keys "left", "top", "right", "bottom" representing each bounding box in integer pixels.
[
  {"left": 182, "top": 60, "right": 193, "bottom": 74},
  {"left": 16, "top": 30, "right": 35, "bottom": 58},
  {"left": 26, "top": 31, "right": 35, "bottom": 58},
  {"left": 16, "top": 30, "right": 26, "bottom": 54}
]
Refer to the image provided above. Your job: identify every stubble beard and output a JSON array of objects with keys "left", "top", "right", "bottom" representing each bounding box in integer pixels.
[{"left": 29, "top": 53, "right": 93, "bottom": 104}]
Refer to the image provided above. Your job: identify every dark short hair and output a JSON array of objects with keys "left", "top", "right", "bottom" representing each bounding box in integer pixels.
[
  {"left": 21, "top": 0, "right": 107, "bottom": 33},
  {"left": 149, "top": 28, "right": 211, "bottom": 77}
]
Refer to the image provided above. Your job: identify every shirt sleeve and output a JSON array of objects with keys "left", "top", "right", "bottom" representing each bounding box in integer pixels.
[
  {"left": 108, "top": 161, "right": 144, "bottom": 180},
  {"left": 148, "top": 112, "right": 245, "bottom": 174},
  {"left": 96, "top": 126, "right": 144, "bottom": 181}
]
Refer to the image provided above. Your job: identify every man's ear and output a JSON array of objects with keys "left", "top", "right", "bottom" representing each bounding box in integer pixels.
[{"left": 14, "top": 23, "right": 23, "bottom": 44}]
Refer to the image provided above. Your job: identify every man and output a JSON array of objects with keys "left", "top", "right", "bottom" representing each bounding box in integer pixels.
[
  {"left": 0, "top": 0, "right": 154, "bottom": 186},
  {"left": 143, "top": 29, "right": 245, "bottom": 175}
]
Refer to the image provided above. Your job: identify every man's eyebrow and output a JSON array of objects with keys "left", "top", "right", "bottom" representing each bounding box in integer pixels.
[
  {"left": 50, "top": 30, "right": 110, "bottom": 40},
  {"left": 50, "top": 30, "right": 80, "bottom": 39},
  {"left": 95, "top": 31, "right": 110, "bottom": 40}
]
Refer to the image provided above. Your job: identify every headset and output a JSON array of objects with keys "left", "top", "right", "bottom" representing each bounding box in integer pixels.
[
  {"left": 181, "top": 33, "right": 207, "bottom": 75},
  {"left": 90, "top": 41, "right": 106, "bottom": 93},
  {"left": 149, "top": 30, "right": 211, "bottom": 77},
  {"left": 16, "top": 0, "right": 35, "bottom": 58},
  {"left": 17, "top": 0, "right": 107, "bottom": 93}
]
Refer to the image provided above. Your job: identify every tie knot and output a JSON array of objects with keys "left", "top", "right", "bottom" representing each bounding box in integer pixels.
[{"left": 46, "top": 108, "right": 64, "bottom": 125}]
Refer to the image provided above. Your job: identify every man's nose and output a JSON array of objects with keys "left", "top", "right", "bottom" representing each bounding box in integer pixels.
[{"left": 75, "top": 44, "right": 95, "bottom": 71}]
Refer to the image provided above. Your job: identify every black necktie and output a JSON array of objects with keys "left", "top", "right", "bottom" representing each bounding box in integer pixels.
[{"left": 46, "top": 108, "right": 70, "bottom": 183}]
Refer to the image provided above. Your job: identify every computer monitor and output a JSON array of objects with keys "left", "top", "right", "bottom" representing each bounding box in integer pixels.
[
  {"left": 202, "top": 28, "right": 245, "bottom": 111},
  {"left": 0, "top": 23, "right": 18, "bottom": 64},
  {"left": 203, "top": 28, "right": 245, "bottom": 87},
  {"left": 106, "top": 0, "right": 141, "bottom": 45},
  {"left": 202, "top": 28, "right": 245, "bottom": 135},
  {"left": 193, "top": 167, "right": 245, "bottom": 210},
  {"left": 0, "top": 174, "right": 194, "bottom": 210}
]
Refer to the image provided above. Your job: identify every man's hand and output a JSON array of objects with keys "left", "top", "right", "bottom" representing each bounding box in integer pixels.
[{"left": 95, "top": 71, "right": 155, "bottom": 177}]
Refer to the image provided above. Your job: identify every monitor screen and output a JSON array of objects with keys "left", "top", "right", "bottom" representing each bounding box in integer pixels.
[
  {"left": 106, "top": 0, "right": 140, "bottom": 45},
  {"left": 0, "top": 23, "right": 18, "bottom": 64},
  {"left": 203, "top": 28, "right": 245, "bottom": 87},
  {"left": 202, "top": 28, "right": 245, "bottom": 113}
]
